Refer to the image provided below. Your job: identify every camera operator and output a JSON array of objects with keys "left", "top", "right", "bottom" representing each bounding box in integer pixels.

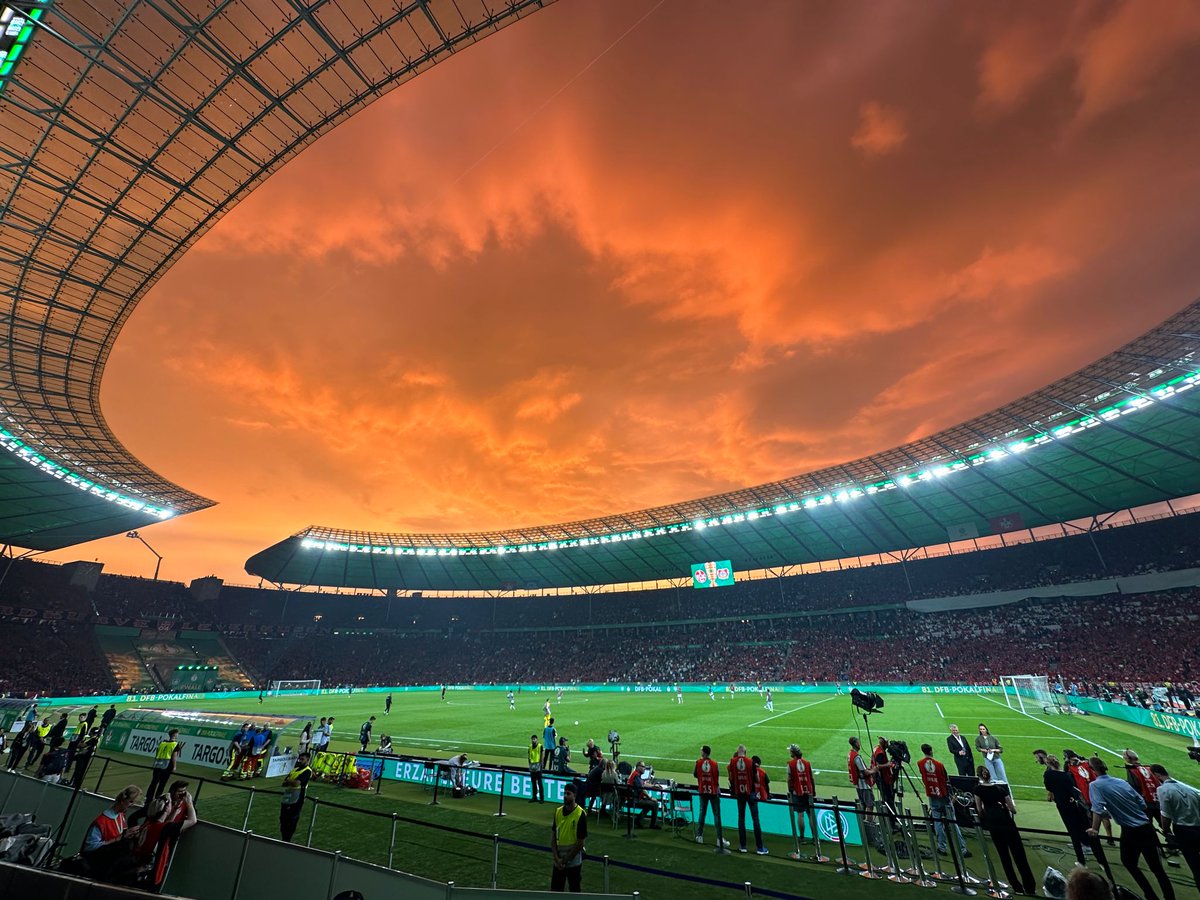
[
  {"left": 874, "top": 736, "right": 899, "bottom": 824},
  {"left": 918, "top": 744, "right": 969, "bottom": 860},
  {"left": 1043, "top": 754, "right": 1111, "bottom": 877}
]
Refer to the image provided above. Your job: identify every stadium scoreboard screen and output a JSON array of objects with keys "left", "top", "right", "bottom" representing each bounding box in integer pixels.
[{"left": 691, "top": 560, "right": 735, "bottom": 588}]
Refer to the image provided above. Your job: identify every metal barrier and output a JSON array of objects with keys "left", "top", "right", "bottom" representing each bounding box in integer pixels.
[{"left": 77, "top": 753, "right": 1178, "bottom": 899}]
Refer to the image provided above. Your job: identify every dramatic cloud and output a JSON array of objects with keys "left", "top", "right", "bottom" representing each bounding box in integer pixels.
[
  {"left": 51, "top": 0, "right": 1200, "bottom": 583},
  {"left": 851, "top": 101, "right": 908, "bottom": 157}
]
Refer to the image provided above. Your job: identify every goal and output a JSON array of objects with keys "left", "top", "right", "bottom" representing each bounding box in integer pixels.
[
  {"left": 1002, "top": 674, "right": 1070, "bottom": 715},
  {"left": 268, "top": 679, "right": 322, "bottom": 693}
]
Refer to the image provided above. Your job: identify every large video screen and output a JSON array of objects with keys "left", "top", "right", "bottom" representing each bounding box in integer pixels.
[{"left": 691, "top": 560, "right": 735, "bottom": 588}]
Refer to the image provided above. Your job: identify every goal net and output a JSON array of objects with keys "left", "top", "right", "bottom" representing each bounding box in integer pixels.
[
  {"left": 1002, "top": 674, "right": 1070, "bottom": 714},
  {"left": 268, "top": 679, "right": 322, "bottom": 693}
]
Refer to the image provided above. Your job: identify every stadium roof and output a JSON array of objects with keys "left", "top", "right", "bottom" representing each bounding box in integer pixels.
[
  {"left": 246, "top": 299, "right": 1200, "bottom": 591},
  {"left": 0, "top": 0, "right": 552, "bottom": 550}
]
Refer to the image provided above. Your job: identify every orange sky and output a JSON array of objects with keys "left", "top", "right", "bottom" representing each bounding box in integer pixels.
[{"left": 44, "top": 0, "right": 1200, "bottom": 584}]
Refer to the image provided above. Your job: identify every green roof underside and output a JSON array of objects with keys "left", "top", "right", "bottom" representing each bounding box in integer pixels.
[
  {"left": 0, "top": 0, "right": 553, "bottom": 551},
  {"left": 246, "top": 300, "right": 1200, "bottom": 591}
]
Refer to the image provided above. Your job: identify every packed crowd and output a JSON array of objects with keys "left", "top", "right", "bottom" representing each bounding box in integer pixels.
[
  {"left": 0, "top": 510, "right": 1195, "bottom": 698},
  {"left": 234, "top": 589, "right": 1200, "bottom": 695}
]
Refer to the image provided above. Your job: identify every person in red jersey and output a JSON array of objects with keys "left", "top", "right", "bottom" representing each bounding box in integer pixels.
[
  {"left": 693, "top": 745, "right": 730, "bottom": 852},
  {"left": 787, "top": 744, "right": 818, "bottom": 846},
  {"left": 728, "top": 744, "right": 767, "bottom": 854},
  {"left": 919, "top": 744, "right": 969, "bottom": 859},
  {"left": 1124, "top": 749, "right": 1166, "bottom": 832}
]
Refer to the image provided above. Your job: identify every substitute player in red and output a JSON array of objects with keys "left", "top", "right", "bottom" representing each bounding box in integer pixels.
[{"left": 694, "top": 745, "right": 730, "bottom": 852}]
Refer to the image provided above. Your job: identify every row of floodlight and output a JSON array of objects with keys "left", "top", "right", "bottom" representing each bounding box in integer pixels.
[{"left": 296, "top": 369, "right": 1198, "bottom": 560}]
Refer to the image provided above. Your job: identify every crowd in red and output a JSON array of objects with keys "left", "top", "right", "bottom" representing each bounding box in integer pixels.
[{"left": 0, "top": 511, "right": 1195, "bottom": 700}]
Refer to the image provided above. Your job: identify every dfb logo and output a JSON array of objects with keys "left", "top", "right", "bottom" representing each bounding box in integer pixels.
[{"left": 817, "top": 809, "right": 850, "bottom": 842}]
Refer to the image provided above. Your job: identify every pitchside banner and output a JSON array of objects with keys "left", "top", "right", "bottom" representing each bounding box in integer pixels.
[
  {"left": 101, "top": 709, "right": 309, "bottom": 772},
  {"left": 361, "top": 755, "right": 865, "bottom": 846}
]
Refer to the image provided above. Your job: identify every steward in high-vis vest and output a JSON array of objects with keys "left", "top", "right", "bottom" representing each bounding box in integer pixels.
[
  {"left": 148, "top": 728, "right": 182, "bottom": 800},
  {"left": 280, "top": 752, "right": 313, "bottom": 843},
  {"left": 550, "top": 783, "right": 588, "bottom": 892}
]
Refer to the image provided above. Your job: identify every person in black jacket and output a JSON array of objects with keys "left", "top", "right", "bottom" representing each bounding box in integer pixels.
[
  {"left": 974, "top": 767, "right": 1036, "bottom": 895},
  {"left": 946, "top": 724, "right": 974, "bottom": 776},
  {"left": 1042, "top": 754, "right": 1112, "bottom": 878}
]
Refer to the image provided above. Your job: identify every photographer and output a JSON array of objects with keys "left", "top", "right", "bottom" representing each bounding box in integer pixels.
[
  {"left": 787, "top": 744, "right": 818, "bottom": 848},
  {"left": 729, "top": 745, "right": 767, "bottom": 854},
  {"left": 1086, "top": 755, "right": 1174, "bottom": 900},
  {"left": 695, "top": 745, "right": 730, "bottom": 851},
  {"left": 918, "top": 744, "right": 968, "bottom": 860}
]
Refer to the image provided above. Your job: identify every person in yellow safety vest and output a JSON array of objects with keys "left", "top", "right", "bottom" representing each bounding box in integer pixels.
[
  {"left": 550, "top": 782, "right": 588, "bottom": 892},
  {"left": 528, "top": 734, "right": 544, "bottom": 804},
  {"left": 24, "top": 718, "right": 51, "bottom": 769},
  {"left": 148, "top": 728, "right": 183, "bottom": 800},
  {"left": 280, "top": 752, "right": 313, "bottom": 842}
]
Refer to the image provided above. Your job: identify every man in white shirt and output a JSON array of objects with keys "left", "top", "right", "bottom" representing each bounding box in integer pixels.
[{"left": 1153, "top": 764, "right": 1200, "bottom": 890}]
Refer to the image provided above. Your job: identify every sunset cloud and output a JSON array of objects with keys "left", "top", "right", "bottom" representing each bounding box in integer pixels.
[
  {"left": 850, "top": 101, "right": 908, "bottom": 157},
  {"left": 63, "top": 0, "right": 1200, "bottom": 583}
]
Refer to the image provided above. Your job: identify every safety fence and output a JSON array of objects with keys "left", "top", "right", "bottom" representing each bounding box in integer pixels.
[{"left": 74, "top": 751, "right": 1194, "bottom": 900}]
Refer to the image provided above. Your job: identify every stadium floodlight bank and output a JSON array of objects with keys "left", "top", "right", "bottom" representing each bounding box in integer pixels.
[
  {"left": 1002, "top": 674, "right": 1071, "bottom": 715},
  {"left": 268, "top": 679, "right": 321, "bottom": 693}
]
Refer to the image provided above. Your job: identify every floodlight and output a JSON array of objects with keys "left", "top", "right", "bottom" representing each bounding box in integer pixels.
[{"left": 851, "top": 688, "right": 884, "bottom": 713}]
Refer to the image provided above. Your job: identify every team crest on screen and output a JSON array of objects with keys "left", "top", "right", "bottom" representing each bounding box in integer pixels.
[{"left": 817, "top": 810, "right": 849, "bottom": 842}]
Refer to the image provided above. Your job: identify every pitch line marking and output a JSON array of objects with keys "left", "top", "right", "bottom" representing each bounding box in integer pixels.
[
  {"left": 978, "top": 693, "right": 1120, "bottom": 757},
  {"left": 748, "top": 694, "right": 839, "bottom": 727},
  {"left": 935, "top": 702, "right": 945, "bottom": 719}
]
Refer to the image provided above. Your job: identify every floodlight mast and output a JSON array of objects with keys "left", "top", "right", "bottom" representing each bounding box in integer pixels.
[{"left": 126, "top": 530, "right": 162, "bottom": 580}]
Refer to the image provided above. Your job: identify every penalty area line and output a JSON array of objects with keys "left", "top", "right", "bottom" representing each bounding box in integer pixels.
[
  {"left": 748, "top": 694, "right": 839, "bottom": 727},
  {"left": 978, "top": 693, "right": 1120, "bottom": 757}
]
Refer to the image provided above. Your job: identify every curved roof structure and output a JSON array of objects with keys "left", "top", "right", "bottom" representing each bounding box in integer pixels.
[
  {"left": 247, "top": 299, "right": 1200, "bottom": 591},
  {"left": 0, "top": 0, "right": 551, "bottom": 550}
]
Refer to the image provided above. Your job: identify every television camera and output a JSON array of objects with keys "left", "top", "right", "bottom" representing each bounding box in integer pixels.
[{"left": 607, "top": 729, "right": 621, "bottom": 759}]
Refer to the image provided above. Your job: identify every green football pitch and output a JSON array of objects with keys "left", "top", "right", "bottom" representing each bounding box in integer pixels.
[{"left": 81, "top": 688, "right": 1200, "bottom": 900}]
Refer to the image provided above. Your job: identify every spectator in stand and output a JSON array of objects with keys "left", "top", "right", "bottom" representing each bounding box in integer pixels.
[
  {"left": 729, "top": 745, "right": 766, "bottom": 854},
  {"left": 1086, "top": 756, "right": 1174, "bottom": 900},
  {"left": 974, "top": 766, "right": 1036, "bottom": 896},
  {"left": 79, "top": 785, "right": 145, "bottom": 882},
  {"left": 1152, "top": 764, "right": 1200, "bottom": 890},
  {"left": 130, "top": 784, "right": 197, "bottom": 890},
  {"left": 279, "top": 751, "right": 313, "bottom": 843},
  {"left": 1043, "top": 755, "right": 1110, "bottom": 876},
  {"left": 1066, "top": 868, "right": 1113, "bottom": 900},
  {"left": 694, "top": 745, "right": 729, "bottom": 852},
  {"left": 918, "top": 744, "right": 968, "bottom": 860}
]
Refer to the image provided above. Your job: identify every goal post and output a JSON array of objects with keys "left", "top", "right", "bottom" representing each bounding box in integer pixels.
[
  {"left": 1002, "top": 674, "right": 1068, "bottom": 714},
  {"left": 268, "top": 679, "right": 322, "bottom": 693}
]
